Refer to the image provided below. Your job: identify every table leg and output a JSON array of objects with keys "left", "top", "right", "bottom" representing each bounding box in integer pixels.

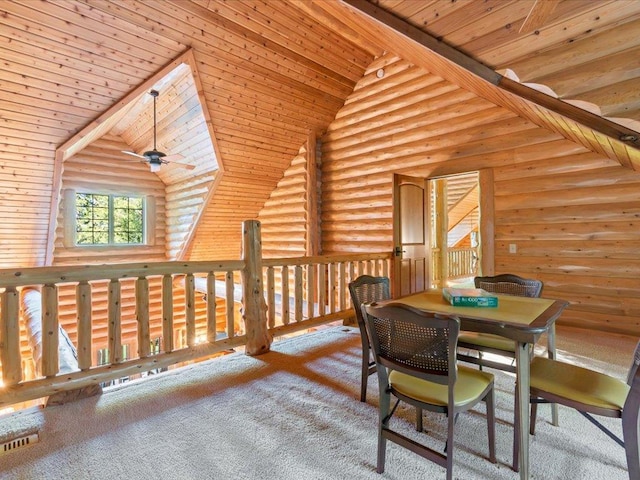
[
  {"left": 547, "top": 324, "right": 559, "bottom": 426},
  {"left": 516, "top": 341, "right": 530, "bottom": 480}
]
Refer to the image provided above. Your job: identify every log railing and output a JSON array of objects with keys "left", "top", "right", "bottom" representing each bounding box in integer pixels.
[
  {"left": 0, "top": 220, "right": 391, "bottom": 408},
  {"left": 431, "top": 246, "right": 478, "bottom": 285},
  {"left": 448, "top": 247, "right": 478, "bottom": 280}
]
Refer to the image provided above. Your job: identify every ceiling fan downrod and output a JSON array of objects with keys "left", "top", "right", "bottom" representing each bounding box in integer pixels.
[{"left": 144, "top": 89, "right": 165, "bottom": 161}]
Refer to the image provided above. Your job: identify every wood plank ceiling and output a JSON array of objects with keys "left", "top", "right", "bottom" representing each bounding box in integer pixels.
[{"left": 0, "top": 0, "right": 638, "bottom": 268}]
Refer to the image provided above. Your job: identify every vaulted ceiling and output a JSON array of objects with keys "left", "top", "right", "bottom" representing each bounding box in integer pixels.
[{"left": 0, "top": 0, "right": 638, "bottom": 268}]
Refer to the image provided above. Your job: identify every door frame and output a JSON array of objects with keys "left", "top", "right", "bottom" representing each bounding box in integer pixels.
[{"left": 391, "top": 168, "right": 495, "bottom": 292}]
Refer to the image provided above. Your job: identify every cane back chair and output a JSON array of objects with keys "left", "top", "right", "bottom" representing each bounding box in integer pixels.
[
  {"left": 348, "top": 275, "right": 391, "bottom": 402},
  {"left": 363, "top": 302, "right": 496, "bottom": 480}
]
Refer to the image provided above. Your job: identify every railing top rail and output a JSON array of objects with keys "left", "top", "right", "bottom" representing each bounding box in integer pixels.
[
  {"left": 0, "top": 260, "right": 246, "bottom": 288},
  {"left": 0, "top": 253, "right": 393, "bottom": 288},
  {"left": 262, "top": 252, "right": 391, "bottom": 267}
]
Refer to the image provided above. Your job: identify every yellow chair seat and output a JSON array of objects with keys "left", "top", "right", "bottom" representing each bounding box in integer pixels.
[
  {"left": 458, "top": 332, "right": 515, "bottom": 352},
  {"left": 390, "top": 366, "right": 494, "bottom": 407},
  {"left": 530, "top": 356, "right": 629, "bottom": 411}
]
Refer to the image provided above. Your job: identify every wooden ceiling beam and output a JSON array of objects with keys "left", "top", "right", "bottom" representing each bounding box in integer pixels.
[{"left": 338, "top": 0, "right": 640, "bottom": 170}]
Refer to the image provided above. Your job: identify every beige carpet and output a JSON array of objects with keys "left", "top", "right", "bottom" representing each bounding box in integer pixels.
[{"left": 0, "top": 325, "right": 635, "bottom": 480}]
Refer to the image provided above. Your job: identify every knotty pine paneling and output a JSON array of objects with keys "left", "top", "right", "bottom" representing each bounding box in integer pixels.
[
  {"left": 319, "top": 52, "right": 640, "bottom": 335},
  {"left": 0, "top": 0, "right": 375, "bottom": 269}
]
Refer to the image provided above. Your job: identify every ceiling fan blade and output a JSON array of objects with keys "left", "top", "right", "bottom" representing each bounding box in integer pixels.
[
  {"left": 162, "top": 153, "right": 185, "bottom": 162},
  {"left": 122, "top": 150, "right": 147, "bottom": 160},
  {"left": 164, "top": 161, "right": 196, "bottom": 171}
]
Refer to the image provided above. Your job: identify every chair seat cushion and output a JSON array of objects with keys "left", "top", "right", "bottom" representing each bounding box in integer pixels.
[
  {"left": 458, "top": 332, "right": 516, "bottom": 353},
  {"left": 530, "top": 356, "right": 629, "bottom": 411},
  {"left": 389, "top": 366, "right": 493, "bottom": 407}
]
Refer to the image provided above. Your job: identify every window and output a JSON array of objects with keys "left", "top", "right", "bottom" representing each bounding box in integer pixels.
[{"left": 75, "top": 193, "right": 144, "bottom": 246}]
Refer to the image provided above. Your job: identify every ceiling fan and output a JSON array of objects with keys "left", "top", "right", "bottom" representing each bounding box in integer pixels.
[{"left": 122, "top": 89, "right": 195, "bottom": 172}]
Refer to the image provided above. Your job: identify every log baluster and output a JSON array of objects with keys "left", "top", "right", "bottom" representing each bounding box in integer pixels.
[
  {"left": 76, "top": 281, "right": 92, "bottom": 370},
  {"left": 41, "top": 284, "right": 59, "bottom": 377},
  {"left": 306, "top": 263, "right": 315, "bottom": 319},
  {"left": 328, "top": 263, "right": 337, "bottom": 314},
  {"left": 281, "top": 266, "right": 290, "bottom": 325},
  {"left": 318, "top": 264, "right": 326, "bottom": 315},
  {"left": 162, "top": 274, "right": 174, "bottom": 352},
  {"left": 294, "top": 265, "right": 303, "bottom": 322},
  {"left": 136, "top": 277, "right": 151, "bottom": 358},
  {"left": 225, "top": 271, "right": 235, "bottom": 338},
  {"left": 206, "top": 272, "right": 217, "bottom": 342},
  {"left": 373, "top": 259, "right": 380, "bottom": 276},
  {"left": 108, "top": 279, "right": 122, "bottom": 364},
  {"left": 184, "top": 273, "right": 196, "bottom": 347},
  {"left": 1, "top": 287, "right": 21, "bottom": 385},
  {"left": 349, "top": 261, "right": 356, "bottom": 285},
  {"left": 266, "top": 267, "right": 275, "bottom": 328},
  {"left": 339, "top": 262, "right": 347, "bottom": 312}
]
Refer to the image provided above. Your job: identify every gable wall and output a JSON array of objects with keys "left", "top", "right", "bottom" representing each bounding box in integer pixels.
[
  {"left": 53, "top": 136, "right": 167, "bottom": 266},
  {"left": 47, "top": 135, "right": 168, "bottom": 361},
  {"left": 314, "top": 54, "right": 640, "bottom": 335}
]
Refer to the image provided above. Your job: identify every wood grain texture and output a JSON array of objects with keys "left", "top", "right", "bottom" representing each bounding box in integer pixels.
[{"left": 315, "top": 51, "right": 640, "bottom": 335}]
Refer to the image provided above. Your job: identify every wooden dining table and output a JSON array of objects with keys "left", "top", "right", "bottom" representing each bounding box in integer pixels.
[{"left": 386, "top": 289, "right": 569, "bottom": 480}]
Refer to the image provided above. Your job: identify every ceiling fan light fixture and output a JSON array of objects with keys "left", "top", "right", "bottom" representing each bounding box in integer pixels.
[
  {"left": 143, "top": 149, "right": 165, "bottom": 160},
  {"left": 149, "top": 162, "right": 161, "bottom": 173}
]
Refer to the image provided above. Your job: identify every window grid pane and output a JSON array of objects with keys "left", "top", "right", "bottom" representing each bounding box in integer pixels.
[{"left": 76, "top": 193, "right": 144, "bottom": 246}]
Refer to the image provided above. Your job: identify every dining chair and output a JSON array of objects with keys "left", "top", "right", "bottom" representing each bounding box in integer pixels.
[
  {"left": 362, "top": 302, "right": 496, "bottom": 480},
  {"left": 457, "top": 274, "right": 544, "bottom": 372},
  {"left": 348, "top": 275, "right": 391, "bottom": 402},
  {"left": 457, "top": 274, "right": 543, "bottom": 471},
  {"left": 516, "top": 340, "right": 640, "bottom": 479}
]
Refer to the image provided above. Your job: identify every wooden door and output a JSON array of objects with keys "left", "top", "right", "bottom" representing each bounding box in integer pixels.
[{"left": 392, "top": 174, "right": 429, "bottom": 296}]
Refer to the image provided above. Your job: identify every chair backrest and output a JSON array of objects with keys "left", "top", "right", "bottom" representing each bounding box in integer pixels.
[
  {"left": 348, "top": 275, "right": 391, "bottom": 328},
  {"left": 474, "top": 274, "right": 543, "bottom": 298},
  {"left": 627, "top": 340, "right": 640, "bottom": 387},
  {"left": 621, "top": 340, "right": 640, "bottom": 419},
  {"left": 362, "top": 302, "right": 460, "bottom": 387}
]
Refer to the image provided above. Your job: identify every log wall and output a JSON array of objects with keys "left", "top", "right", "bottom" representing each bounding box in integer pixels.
[
  {"left": 259, "top": 145, "right": 308, "bottom": 258},
  {"left": 53, "top": 136, "right": 168, "bottom": 265},
  {"left": 315, "top": 53, "right": 640, "bottom": 335}
]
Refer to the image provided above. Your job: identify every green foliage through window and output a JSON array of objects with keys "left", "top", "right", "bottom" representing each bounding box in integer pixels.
[{"left": 76, "top": 193, "right": 144, "bottom": 245}]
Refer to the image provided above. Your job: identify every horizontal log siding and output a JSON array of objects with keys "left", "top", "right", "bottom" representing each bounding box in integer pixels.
[
  {"left": 165, "top": 0, "right": 374, "bottom": 262},
  {"left": 165, "top": 170, "right": 218, "bottom": 260},
  {"left": 493, "top": 158, "right": 640, "bottom": 334},
  {"left": 53, "top": 137, "right": 168, "bottom": 265},
  {"left": 259, "top": 147, "right": 308, "bottom": 258},
  {"left": 320, "top": 53, "right": 640, "bottom": 335}
]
